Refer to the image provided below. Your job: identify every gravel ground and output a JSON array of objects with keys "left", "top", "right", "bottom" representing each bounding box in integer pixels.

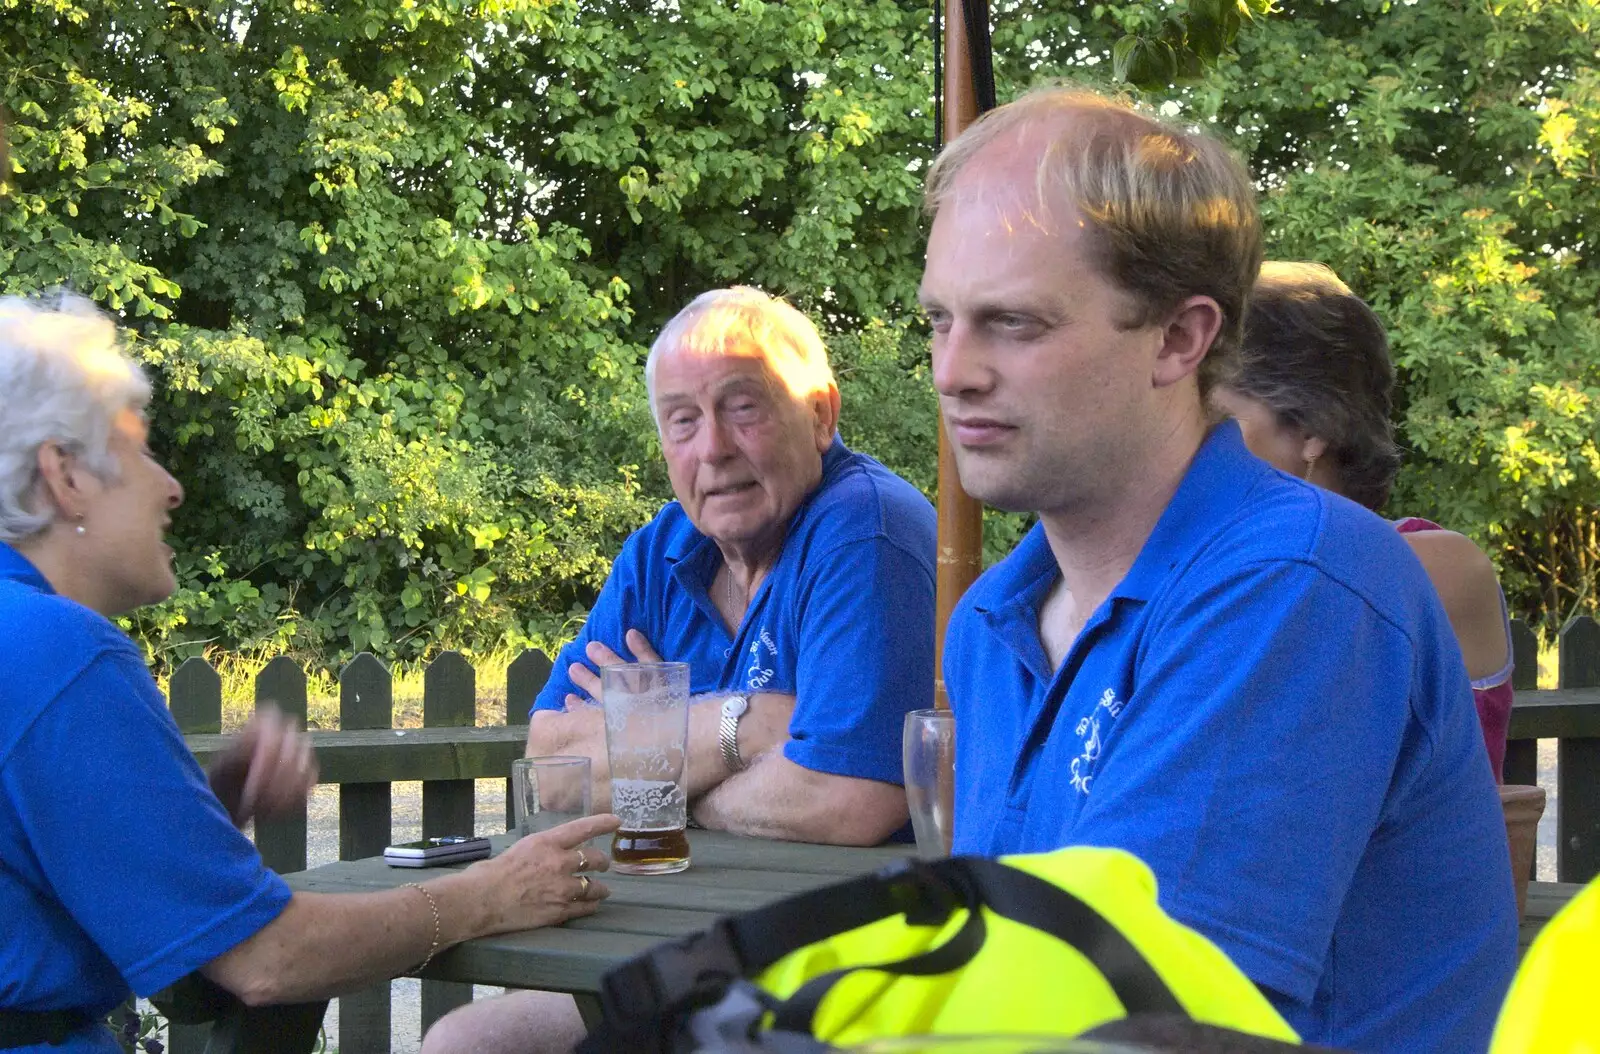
[
  {"left": 306, "top": 779, "right": 512, "bottom": 1054},
  {"left": 242, "top": 743, "right": 1562, "bottom": 1054}
]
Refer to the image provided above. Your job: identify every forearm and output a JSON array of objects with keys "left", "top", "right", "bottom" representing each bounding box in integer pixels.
[
  {"left": 202, "top": 871, "right": 492, "bottom": 1005},
  {"left": 692, "top": 755, "right": 908, "bottom": 845},
  {"left": 526, "top": 709, "right": 611, "bottom": 795}
]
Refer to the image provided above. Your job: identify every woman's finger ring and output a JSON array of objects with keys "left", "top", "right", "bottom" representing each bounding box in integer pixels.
[
  {"left": 575, "top": 847, "right": 589, "bottom": 871},
  {"left": 575, "top": 874, "right": 592, "bottom": 901}
]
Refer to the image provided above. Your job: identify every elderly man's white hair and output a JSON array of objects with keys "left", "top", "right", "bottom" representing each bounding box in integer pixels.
[
  {"left": 644, "top": 287, "right": 837, "bottom": 422},
  {"left": 0, "top": 292, "right": 152, "bottom": 542}
]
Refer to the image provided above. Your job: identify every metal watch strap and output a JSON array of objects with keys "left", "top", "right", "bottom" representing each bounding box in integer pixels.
[{"left": 719, "top": 694, "right": 748, "bottom": 773}]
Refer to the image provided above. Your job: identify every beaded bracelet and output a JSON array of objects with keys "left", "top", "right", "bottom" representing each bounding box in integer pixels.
[{"left": 404, "top": 882, "right": 441, "bottom": 972}]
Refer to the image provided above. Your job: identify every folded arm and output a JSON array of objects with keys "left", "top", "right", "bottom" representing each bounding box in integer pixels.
[{"left": 692, "top": 753, "right": 908, "bottom": 845}]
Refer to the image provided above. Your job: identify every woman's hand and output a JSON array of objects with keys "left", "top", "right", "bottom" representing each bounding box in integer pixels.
[
  {"left": 208, "top": 706, "right": 319, "bottom": 827},
  {"left": 464, "top": 813, "right": 623, "bottom": 935}
]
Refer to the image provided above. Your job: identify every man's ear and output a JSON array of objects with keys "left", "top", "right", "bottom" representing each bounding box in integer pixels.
[
  {"left": 1152, "top": 295, "right": 1225, "bottom": 389},
  {"left": 33, "top": 442, "right": 90, "bottom": 524},
  {"left": 811, "top": 386, "right": 842, "bottom": 452}
]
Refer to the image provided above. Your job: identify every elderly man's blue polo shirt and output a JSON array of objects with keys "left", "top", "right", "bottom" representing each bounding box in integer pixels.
[
  {"left": 534, "top": 437, "right": 936, "bottom": 787},
  {"left": 945, "top": 422, "right": 1517, "bottom": 1054},
  {"left": 0, "top": 544, "right": 291, "bottom": 1051}
]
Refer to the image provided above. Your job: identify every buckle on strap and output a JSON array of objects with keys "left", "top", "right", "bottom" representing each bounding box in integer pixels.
[
  {"left": 876, "top": 858, "right": 966, "bottom": 927},
  {"left": 600, "top": 917, "right": 745, "bottom": 1023}
]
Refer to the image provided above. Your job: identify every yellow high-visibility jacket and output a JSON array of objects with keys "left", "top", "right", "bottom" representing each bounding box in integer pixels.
[{"left": 1491, "top": 876, "right": 1600, "bottom": 1054}]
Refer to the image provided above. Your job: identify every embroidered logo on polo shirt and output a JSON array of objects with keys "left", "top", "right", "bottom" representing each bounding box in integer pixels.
[
  {"left": 745, "top": 629, "right": 777, "bottom": 691},
  {"left": 1069, "top": 688, "right": 1126, "bottom": 795}
]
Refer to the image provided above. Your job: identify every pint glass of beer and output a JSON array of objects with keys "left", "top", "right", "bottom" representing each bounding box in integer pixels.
[{"left": 601, "top": 661, "right": 692, "bottom": 874}]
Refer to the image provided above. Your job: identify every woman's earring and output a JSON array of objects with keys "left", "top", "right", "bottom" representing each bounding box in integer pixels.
[
  {"left": 74, "top": 520, "right": 86, "bottom": 536},
  {"left": 1302, "top": 453, "right": 1319, "bottom": 482}
]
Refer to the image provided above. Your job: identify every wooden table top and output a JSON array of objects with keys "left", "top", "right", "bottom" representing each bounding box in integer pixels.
[
  {"left": 285, "top": 830, "right": 915, "bottom": 994},
  {"left": 284, "top": 833, "right": 1582, "bottom": 995}
]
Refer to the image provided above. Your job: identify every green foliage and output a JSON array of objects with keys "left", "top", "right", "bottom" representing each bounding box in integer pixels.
[
  {"left": 3, "top": 0, "right": 1596, "bottom": 658},
  {"left": 1205, "top": 0, "right": 1600, "bottom": 628}
]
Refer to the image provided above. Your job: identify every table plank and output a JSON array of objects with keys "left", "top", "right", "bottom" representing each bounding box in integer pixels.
[{"left": 284, "top": 839, "right": 1582, "bottom": 998}]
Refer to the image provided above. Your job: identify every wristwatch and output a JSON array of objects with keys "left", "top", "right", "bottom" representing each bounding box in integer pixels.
[{"left": 719, "top": 693, "right": 751, "bottom": 773}]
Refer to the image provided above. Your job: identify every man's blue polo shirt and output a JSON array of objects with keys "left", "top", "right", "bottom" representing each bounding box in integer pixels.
[
  {"left": 534, "top": 437, "right": 936, "bottom": 787},
  {"left": 0, "top": 544, "right": 291, "bottom": 1052},
  {"left": 945, "top": 422, "right": 1517, "bottom": 1054}
]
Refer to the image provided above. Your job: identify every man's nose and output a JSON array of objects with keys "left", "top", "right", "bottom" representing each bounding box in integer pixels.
[
  {"left": 932, "top": 322, "right": 993, "bottom": 399},
  {"left": 698, "top": 414, "right": 737, "bottom": 461}
]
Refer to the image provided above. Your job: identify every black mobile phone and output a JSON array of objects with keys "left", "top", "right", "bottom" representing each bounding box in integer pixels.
[{"left": 383, "top": 835, "right": 491, "bottom": 868}]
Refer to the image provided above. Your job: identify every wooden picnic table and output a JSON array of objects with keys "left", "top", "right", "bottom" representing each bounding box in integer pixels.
[
  {"left": 285, "top": 829, "right": 916, "bottom": 1023},
  {"left": 281, "top": 830, "right": 1583, "bottom": 1034}
]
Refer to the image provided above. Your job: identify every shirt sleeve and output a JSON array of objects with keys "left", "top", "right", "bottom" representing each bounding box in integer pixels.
[
  {"left": 530, "top": 543, "right": 642, "bottom": 715},
  {"left": 1071, "top": 557, "right": 1416, "bottom": 1006},
  {"left": 783, "top": 536, "right": 936, "bottom": 784},
  {"left": 5, "top": 651, "right": 291, "bottom": 996}
]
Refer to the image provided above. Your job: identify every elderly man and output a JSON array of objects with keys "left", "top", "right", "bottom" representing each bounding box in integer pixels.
[
  {"left": 922, "top": 88, "right": 1516, "bottom": 1052},
  {"left": 421, "top": 286, "right": 935, "bottom": 1054}
]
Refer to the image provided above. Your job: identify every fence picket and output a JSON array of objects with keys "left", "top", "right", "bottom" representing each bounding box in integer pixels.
[
  {"left": 420, "top": 651, "right": 476, "bottom": 1028},
  {"left": 165, "top": 658, "right": 221, "bottom": 1054},
  {"left": 340, "top": 653, "right": 395, "bottom": 1054},
  {"left": 1504, "top": 620, "right": 1540, "bottom": 788},
  {"left": 503, "top": 649, "right": 552, "bottom": 829},
  {"left": 1557, "top": 616, "right": 1600, "bottom": 883},
  {"left": 254, "top": 657, "right": 309, "bottom": 874}
]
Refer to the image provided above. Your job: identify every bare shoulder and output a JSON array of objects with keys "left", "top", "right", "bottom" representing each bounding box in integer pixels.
[{"left": 1400, "top": 528, "right": 1501, "bottom": 605}]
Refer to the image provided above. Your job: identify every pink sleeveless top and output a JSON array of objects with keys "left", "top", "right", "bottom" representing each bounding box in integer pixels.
[{"left": 1395, "top": 517, "right": 1513, "bottom": 782}]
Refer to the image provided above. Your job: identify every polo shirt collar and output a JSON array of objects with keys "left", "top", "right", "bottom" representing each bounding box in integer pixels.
[
  {"left": 1114, "top": 419, "right": 1271, "bottom": 603},
  {"left": 0, "top": 541, "right": 54, "bottom": 594},
  {"left": 967, "top": 420, "right": 1270, "bottom": 630}
]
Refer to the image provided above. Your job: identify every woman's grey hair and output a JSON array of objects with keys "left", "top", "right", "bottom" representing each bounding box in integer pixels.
[
  {"left": 644, "top": 287, "right": 836, "bottom": 422},
  {"left": 0, "top": 293, "right": 152, "bottom": 542},
  {"left": 1220, "top": 262, "right": 1402, "bottom": 511}
]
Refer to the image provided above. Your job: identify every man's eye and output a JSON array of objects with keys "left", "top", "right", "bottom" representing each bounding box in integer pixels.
[
  {"left": 922, "top": 308, "right": 952, "bottom": 332},
  {"left": 993, "top": 314, "right": 1044, "bottom": 337}
]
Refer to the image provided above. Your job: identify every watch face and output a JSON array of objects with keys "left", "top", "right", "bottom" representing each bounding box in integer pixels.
[{"left": 722, "top": 694, "right": 749, "bottom": 718}]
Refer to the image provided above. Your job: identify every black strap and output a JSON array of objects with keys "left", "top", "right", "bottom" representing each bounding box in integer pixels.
[
  {"left": 0, "top": 1008, "right": 95, "bottom": 1048},
  {"left": 770, "top": 857, "right": 1185, "bottom": 1034},
  {"left": 590, "top": 855, "right": 1186, "bottom": 1048}
]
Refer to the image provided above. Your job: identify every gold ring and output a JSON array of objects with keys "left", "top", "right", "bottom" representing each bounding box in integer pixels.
[
  {"left": 575, "top": 847, "right": 589, "bottom": 872},
  {"left": 575, "top": 874, "right": 592, "bottom": 901}
]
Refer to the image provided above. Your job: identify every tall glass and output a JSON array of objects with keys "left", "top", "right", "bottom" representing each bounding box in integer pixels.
[
  {"left": 512, "top": 756, "right": 592, "bottom": 837},
  {"left": 602, "top": 661, "right": 692, "bottom": 875},
  {"left": 904, "top": 708, "right": 956, "bottom": 859}
]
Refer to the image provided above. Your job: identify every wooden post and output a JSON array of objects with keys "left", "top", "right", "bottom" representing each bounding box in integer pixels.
[
  {"left": 167, "top": 658, "right": 223, "bottom": 1054},
  {"left": 1557, "top": 615, "right": 1600, "bottom": 883},
  {"left": 504, "top": 649, "right": 552, "bottom": 830},
  {"left": 339, "top": 653, "right": 394, "bottom": 1054},
  {"left": 933, "top": 0, "right": 987, "bottom": 709},
  {"left": 254, "top": 657, "right": 309, "bottom": 873},
  {"left": 421, "top": 651, "right": 476, "bottom": 1027}
]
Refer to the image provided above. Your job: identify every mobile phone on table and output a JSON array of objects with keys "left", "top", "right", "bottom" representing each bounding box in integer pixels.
[{"left": 383, "top": 835, "right": 491, "bottom": 868}]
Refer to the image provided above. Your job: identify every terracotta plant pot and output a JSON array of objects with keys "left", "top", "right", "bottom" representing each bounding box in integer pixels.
[{"left": 1499, "top": 784, "right": 1547, "bottom": 923}]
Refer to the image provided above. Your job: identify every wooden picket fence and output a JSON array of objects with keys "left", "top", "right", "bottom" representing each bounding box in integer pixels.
[
  {"left": 161, "top": 618, "right": 1600, "bottom": 1053},
  {"left": 167, "top": 648, "right": 551, "bottom": 1054}
]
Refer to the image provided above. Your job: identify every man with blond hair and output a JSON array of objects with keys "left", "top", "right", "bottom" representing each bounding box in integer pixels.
[
  {"left": 922, "top": 87, "right": 1516, "bottom": 1052},
  {"left": 422, "top": 286, "right": 936, "bottom": 1054}
]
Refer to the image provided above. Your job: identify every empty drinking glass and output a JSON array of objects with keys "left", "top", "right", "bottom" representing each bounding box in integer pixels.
[
  {"left": 904, "top": 708, "right": 956, "bottom": 859},
  {"left": 511, "top": 755, "right": 593, "bottom": 837}
]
